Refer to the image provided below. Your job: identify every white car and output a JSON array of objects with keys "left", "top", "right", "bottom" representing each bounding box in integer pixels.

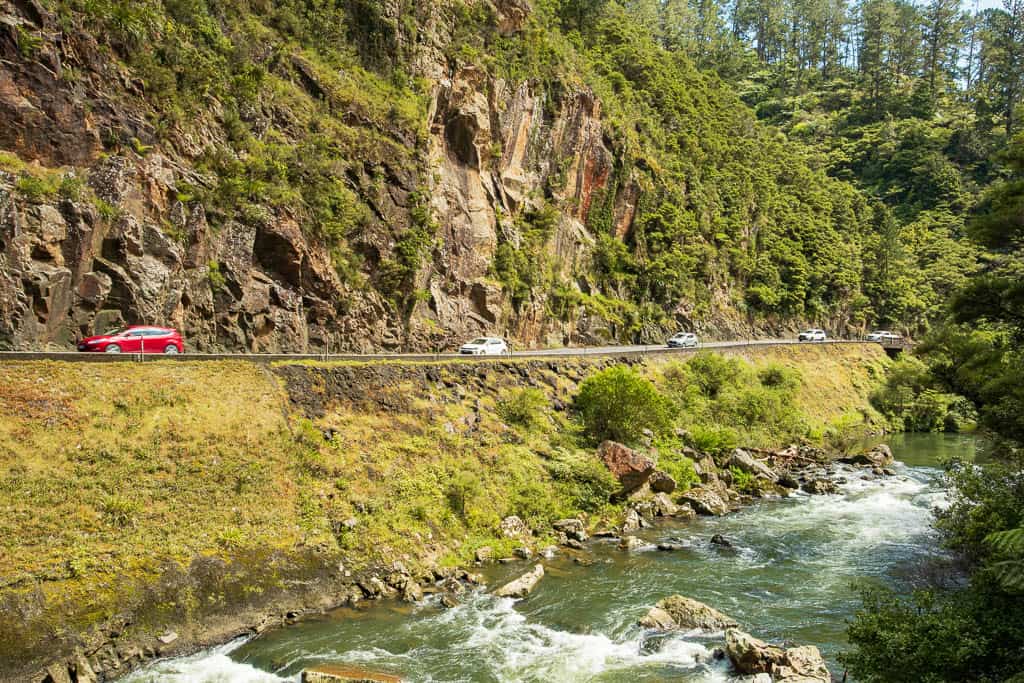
[
  {"left": 667, "top": 332, "right": 699, "bottom": 348},
  {"left": 459, "top": 337, "right": 509, "bottom": 355},
  {"left": 867, "top": 330, "right": 903, "bottom": 344},
  {"left": 798, "top": 328, "right": 827, "bottom": 342}
]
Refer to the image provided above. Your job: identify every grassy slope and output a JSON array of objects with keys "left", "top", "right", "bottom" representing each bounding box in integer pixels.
[{"left": 0, "top": 344, "right": 887, "bottom": 674}]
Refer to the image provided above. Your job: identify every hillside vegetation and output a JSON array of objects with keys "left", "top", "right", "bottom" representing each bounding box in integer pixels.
[{"left": 2, "top": 0, "right": 1009, "bottom": 350}]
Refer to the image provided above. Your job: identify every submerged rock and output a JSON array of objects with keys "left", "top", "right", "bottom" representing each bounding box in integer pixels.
[
  {"left": 598, "top": 441, "right": 655, "bottom": 492},
  {"left": 493, "top": 564, "right": 544, "bottom": 599},
  {"left": 638, "top": 595, "right": 739, "bottom": 631}
]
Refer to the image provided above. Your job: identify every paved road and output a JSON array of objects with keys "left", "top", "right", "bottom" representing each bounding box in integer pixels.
[{"left": 0, "top": 339, "right": 878, "bottom": 363}]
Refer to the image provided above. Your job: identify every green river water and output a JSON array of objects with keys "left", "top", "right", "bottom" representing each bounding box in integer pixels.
[{"left": 124, "top": 433, "right": 985, "bottom": 682}]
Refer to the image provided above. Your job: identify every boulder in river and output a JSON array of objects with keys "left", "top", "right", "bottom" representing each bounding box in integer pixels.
[
  {"left": 651, "top": 492, "right": 679, "bottom": 516},
  {"left": 710, "top": 534, "right": 732, "bottom": 548},
  {"left": 678, "top": 486, "right": 730, "bottom": 516},
  {"left": 776, "top": 645, "right": 831, "bottom": 682},
  {"left": 727, "top": 449, "right": 779, "bottom": 483},
  {"left": 842, "top": 443, "right": 894, "bottom": 468},
  {"left": 619, "top": 535, "right": 644, "bottom": 551},
  {"left": 800, "top": 478, "right": 837, "bottom": 495},
  {"left": 301, "top": 664, "right": 402, "bottom": 682},
  {"left": 553, "top": 518, "right": 588, "bottom": 541},
  {"left": 622, "top": 507, "right": 647, "bottom": 533},
  {"left": 639, "top": 595, "right": 739, "bottom": 631},
  {"left": 724, "top": 628, "right": 787, "bottom": 674},
  {"left": 649, "top": 470, "right": 677, "bottom": 493},
  {"left": 598, "top": 441, "right": 655, "bottom": 492},
  {"left": 493, "top": 564, "right": 544, "bottom": 599}
]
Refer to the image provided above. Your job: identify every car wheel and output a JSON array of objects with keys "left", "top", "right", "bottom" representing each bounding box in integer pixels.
[
  {"left": 164, "top": 344, "right": 179, "bottom": 354},
  {"left": 104, "top": 344, "right": 121, "bottom": 353}
]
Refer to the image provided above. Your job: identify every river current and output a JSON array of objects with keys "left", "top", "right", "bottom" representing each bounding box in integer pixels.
[{"left": 124, "top": 433, "right": 983, "bottom": 682}]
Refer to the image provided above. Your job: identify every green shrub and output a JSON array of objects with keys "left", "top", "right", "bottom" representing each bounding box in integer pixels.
[
  {"left": 684, "top": 352, "right": 744, "bottom": 399},
  {"left": 575, "top": 365, "right": 675, "bottom": 444},
  {"left": 729, "top": 466, "right": 758, "bottom": 494},
  {"left": 686, "top": 423, "right": 739, "bottom": 456},
  {"left": 497, "top": 388, "right": 548, "bottom": 430},
  {"left": 544, "top": 448, "right": 618, "bottom": 511},
  {"left": 657, "top": 451, "right": 700, "bottom": 491},
  {"left": 445, "top": 469, "right": 481, "bottom": 518},
  {"left": 758, "top": 363, "right": 800, "bottom": 391}
]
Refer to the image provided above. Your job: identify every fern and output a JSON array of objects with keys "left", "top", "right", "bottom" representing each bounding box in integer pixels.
[{"left": 986, "top": 527, "right": 1024, "bottom": 593}]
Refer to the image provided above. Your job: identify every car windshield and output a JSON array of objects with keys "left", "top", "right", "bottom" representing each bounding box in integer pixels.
[
  {"left": 468, "top": 338, "right": 488, "bottom": 345},
  {"left": 801, "top": 330, "right": 815, "bottom": 334},
  {"left": 103, "top": 327, "right": 128, "bottom": 336}
]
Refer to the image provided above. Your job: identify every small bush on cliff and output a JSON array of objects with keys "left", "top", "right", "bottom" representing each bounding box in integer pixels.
[
  {"left": 544, "top": 448, "right": 619, "bottom": 512},
  {"left": 497, "top": 388, "right": 548, "bottom": 430},
  {"left": 575, "top": 365, "right": 674, "bottom": 444}
]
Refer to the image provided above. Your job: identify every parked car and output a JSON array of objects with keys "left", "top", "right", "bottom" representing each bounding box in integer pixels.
[
  {"left": 77, "top": 326, "right": 184, "bottom": 354},
  {"left": 867, "top": 330, "right": 903, "bottom": 344},
  {"left": 798, "top": 328, "right": 827, "bottom": 342},
  {"left": 667, "top": 332, "right": 699, "bottom": 348},
  {"left": 459, "top": 337, "right": 509, "bottom": 355}
]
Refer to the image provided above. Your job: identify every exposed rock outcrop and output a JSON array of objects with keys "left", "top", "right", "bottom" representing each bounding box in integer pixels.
[{"left": 598, "top": 441, "right": 655, "bottom": 493}]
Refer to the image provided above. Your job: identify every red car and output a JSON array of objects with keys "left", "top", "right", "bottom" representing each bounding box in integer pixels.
[{"left": 77, "top": 326, "right": 184, "bottom": 354}]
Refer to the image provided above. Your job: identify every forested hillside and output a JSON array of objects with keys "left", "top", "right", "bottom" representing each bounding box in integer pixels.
[{"left": 0, "top": 0, "right": 1018, "bottom": 350}]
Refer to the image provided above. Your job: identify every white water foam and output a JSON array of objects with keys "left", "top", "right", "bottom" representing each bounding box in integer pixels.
[{"left": 120, "top": 638, "right": 291, "bottom": 683}]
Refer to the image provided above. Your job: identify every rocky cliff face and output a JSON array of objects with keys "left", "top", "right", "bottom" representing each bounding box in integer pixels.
[{"left": 0, "top": 0, "right": 787, "bottom": 352}]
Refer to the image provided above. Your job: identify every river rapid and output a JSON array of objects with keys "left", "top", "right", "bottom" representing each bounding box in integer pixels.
[{"left": 124, "top": 434, "right": 984, "bottom": 683}]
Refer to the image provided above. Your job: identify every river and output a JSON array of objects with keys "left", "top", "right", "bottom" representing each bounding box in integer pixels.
[{"left": 123, "top": 433, "right": 984, "bottom": 682}]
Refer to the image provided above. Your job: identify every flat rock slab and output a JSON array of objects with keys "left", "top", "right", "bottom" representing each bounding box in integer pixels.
[
  {"left": 494, "top": 564, "right": 544, "bottom": 598},
  {"left": 302, "top": 665, "right": 402, "bottom": 682}
]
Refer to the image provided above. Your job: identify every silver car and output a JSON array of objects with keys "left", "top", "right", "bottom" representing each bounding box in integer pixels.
[
  {"left": 798, "top": 328, "right": 827, "bottom": 342},
  {"left": 667, "top": 332, "right": 699, "bottom": 348},
  {"left": 459, "top": 337, "right": 509, "bottom": 355},
  {"left": 867, "top": 330, "right": 903, "bottom": 343}
]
